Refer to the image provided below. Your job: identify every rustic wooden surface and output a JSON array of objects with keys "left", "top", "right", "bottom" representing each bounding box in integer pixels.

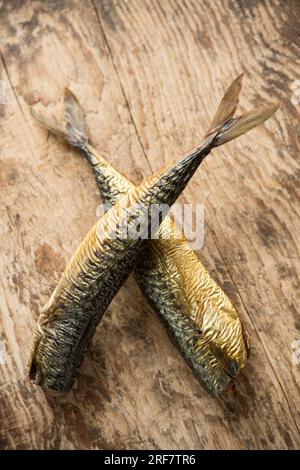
[{"left": 0, "top": 0, "right": 299, "bottom": 450}]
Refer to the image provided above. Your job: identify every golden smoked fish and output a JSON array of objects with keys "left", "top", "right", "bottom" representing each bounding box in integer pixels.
[{"left": 29, "top": 76, "right": 278, "bottom": 392}]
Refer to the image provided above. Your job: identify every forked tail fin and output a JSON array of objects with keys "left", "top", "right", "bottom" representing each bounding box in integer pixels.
[
  {"left": 207, "top": 73, "right": 279, "bottom": 147},
  {"left": 31, "top": 76, "right": 279, "bottom": 152},
  {"left": 64, "top": 88, "right": 89, "bottom": 147},
  {"left": 214, "top": 104, "right": 279, "bottom": 146},
  {"left": 207, "top": 74, "right": 244, "bottom": 136},
  {"left": 30, "top": 88, "right": 89, "bottom": 148}
]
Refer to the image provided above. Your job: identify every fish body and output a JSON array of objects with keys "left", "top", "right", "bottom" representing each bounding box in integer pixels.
[
  {"left": 30, "top": 76, "right": 277, "bottom": 392},
  {"left": 30, "top": 134, "right": 215, "bottom": 392},
  {"left": 83, "top": 144, "right": 248, "bottom": 394}
]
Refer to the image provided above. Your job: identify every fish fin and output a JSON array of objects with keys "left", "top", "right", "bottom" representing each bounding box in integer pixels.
[
  {"left": 30, "top": 107, "right": 70, "bottom": 142},
  {"left": 30, "top": 88, "right": 89, "bottom": 148},
  {"left": 206, "top": 74, "right": 279, "bottom": 146},
  {"left": 64, "top": 88, "right": 89, "bottom": 147},
  {"left": 207, "top": 73, "right": 243, "bottom": 135},
  {"left": 215, "top": 103, "right": 279, "bottom": 146}
]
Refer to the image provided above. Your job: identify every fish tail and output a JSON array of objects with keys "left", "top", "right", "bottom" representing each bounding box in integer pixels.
[
  {"left": 214, "top": 103, "right": 279, "bottom": 146},
  {"left": 206, "top": 73, "right": 279, "bottom": 146},
  {"left": 64, "top": 88, "right": 89, "bottom": 147},
  {"left": 30, "top": 88, "right": 89, "bottom": 149},
  {"left": 207, "top": 73, "right": 244, "bottom": 136}
]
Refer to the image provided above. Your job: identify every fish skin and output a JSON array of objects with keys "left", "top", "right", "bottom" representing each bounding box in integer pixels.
[
  {"left": 82, "top": 142, "right": 246, "bottom": 395},
  {"left": 29, "top": 134, "right": 216, "bottom": 392},
  {"left": 29, "top": 77, "right": 277, "bottom": 392}
]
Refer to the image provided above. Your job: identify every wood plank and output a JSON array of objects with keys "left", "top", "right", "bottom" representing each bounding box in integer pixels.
[
  {"left": 93, "top": 0, "right": 300, "bottom": 447},
  {"left": 0, "top": 0, "right": 299, "bottom": 449}
]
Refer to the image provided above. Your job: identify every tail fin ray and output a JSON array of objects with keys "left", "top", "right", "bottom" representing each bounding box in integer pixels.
[
  {"left": 30, "top": 108, "right": 70, "bottom": 142},
  {"left": 64, "top": 88, "right": 88, "bottom": 147},
  {"left": 208, "top": 73, "right": 243, "bottom": 135},
  {"left": 31, "top": 77, "right": 279, "bottom": 154},
  {"left": 206, "top": 74, "right": 279, "bottom": 147},
  {"left": 30, "top": 89, "right": 89, "bottom": 149},
  {"left": 215, "top": 103, "right": 279, "bottom": 146}
]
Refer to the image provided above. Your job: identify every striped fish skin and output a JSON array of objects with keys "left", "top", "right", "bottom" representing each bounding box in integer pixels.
[
  {"left": 83, "top": 143, "right": 248, "bottom": 396},
  {"left": 29, "top": 135, "right": 219, "bottom": 392},
  {"left": 29, "top": 76, "right": 276, "bottom": 392}
]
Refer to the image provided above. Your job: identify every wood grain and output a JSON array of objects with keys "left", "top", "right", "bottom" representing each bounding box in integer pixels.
[{"left": 0, "top": 0, "right": 299, "bottom": 449}]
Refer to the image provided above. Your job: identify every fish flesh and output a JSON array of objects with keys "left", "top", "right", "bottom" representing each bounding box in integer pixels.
[{"left": 29, "top": 76, "right": 278, "bottom": 392}]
